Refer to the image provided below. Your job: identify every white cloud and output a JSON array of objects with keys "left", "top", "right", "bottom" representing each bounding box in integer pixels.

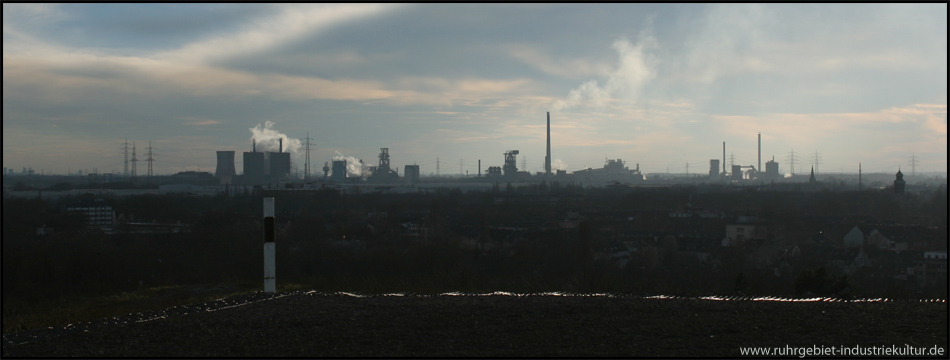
[{"left": 154, "top": 4, "right": 401, "bottom": 65}]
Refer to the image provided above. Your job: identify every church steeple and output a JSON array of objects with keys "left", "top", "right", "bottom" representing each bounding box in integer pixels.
[
  {"left": 894, "top": 167, "right": 905, "bottom": 193},
  {"left": 809, "top": 166, "right": 816, "bottom": 184}
]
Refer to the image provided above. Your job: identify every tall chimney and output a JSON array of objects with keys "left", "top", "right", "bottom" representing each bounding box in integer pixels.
[
  {"left": 279, "top": 138, "right": 283, "bottom": 153},
  {"left": 253, "top": 139, "right": 256, "bottom": 153},
  {"left": 758, "top": 132, "right": 761, "bottom": 173},
  {"left": 722, "top": 142, "right": 726, "bottom": 174},
  {"left": 478, "top": 159, "right": 481, "bottom": 177},
  {"left": 545, "top": 112, "right": 551, "bottom": 175}
]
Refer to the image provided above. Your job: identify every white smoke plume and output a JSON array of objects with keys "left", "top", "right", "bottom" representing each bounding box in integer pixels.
[
  {"left": 332, "top": 151, "right": 372, "bottom": 178},
  {"left": 551, "top": 32, "right": 657, "bottom": 111},
  {"left": 552, "top": 158, "right": 568, "bottom": 171},
  {"left": 249, "top": 121, "right": 302, "bottom": 156}
]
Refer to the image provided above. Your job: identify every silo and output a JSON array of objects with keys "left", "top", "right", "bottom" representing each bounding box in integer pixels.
[
  {"left": 331, "top": 160, "right": 347, "bottom": 183},
  {"left": 732, "top": 165, "right": 743, "bottom": 180},
  {"left": 215, "top": 151, "right": 236, "bottom": 184}
]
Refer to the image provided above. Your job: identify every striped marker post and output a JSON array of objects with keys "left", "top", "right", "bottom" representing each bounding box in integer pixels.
[{"left": 263, "top": 197, "right": 276, "bottom": 293}]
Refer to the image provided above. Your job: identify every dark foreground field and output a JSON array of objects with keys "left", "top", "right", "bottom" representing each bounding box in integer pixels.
[{"left": 3, "top": 292, "right": 947, "bottom": 357}]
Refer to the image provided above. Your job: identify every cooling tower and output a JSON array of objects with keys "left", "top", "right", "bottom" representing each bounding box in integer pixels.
[{"left": 215, "top": 151, "right": 236, "bottom": 184}]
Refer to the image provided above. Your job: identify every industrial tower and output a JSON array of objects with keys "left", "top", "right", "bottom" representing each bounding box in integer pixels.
[
  {"left": 545, "top": 112, "right": 551, "bottom": 175},
  {"left": 503, "top": 150, "right": 519, "bottom": 177}
]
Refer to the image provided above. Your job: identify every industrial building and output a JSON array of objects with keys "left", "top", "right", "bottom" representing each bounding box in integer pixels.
[
  {"left": 243, "top": 151, "right": 266, "bottom": 184},
  {"left": 268, "top": 152, "right": 291, "bottom": 182},
  {"left": 404, "top": 164, "right": 420, "bottom": 184},
  {"left": 503, "top": 150, "right": 519, "bottom": 177},
  {"left": 235, "top": 138, "right": 291, "bottom": 185},
  {"left": 331, "top": 160, "right": 347, "bottom": 183},
  {"left": 573, "top": 159, "right": 644, "bottom": 183},
  {"left": 66, "top": 198, "right": 115, "bottom": 230},
  {"left": 368, "top": 148, "right": 399, "bottom": 183},
  {"left": 765, "top": 157, "right": 779, "bottom": 180}
]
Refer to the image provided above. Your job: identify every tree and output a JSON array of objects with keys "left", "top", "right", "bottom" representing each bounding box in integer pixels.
[
  {"left": 734, "top": 271, "right": 750, "bottom": 294},
  {"left": 794, "top": 266, "right": 850, "bottom": 296}
]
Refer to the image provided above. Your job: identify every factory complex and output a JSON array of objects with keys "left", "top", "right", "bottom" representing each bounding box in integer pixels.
[{"left": 211, "top": 113, "right": 813, "bottom": 189}]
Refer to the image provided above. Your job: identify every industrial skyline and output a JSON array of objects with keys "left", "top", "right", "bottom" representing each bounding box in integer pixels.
[{"left": 3, "top": 4, "right": 947, "bottom": 176}]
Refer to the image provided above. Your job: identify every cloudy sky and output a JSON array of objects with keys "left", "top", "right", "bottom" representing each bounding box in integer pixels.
[{"left": 3, "top": 4, "right": 946, "bottom": 177}]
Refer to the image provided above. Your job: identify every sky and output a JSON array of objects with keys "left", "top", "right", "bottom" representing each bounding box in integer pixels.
[{"left": 3, "top": 4, "right": 947, "bottom": 177}]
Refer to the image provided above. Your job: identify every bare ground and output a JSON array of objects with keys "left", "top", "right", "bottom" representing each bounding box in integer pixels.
[{"left": 3, "top": 292, "right": 947, "bottom": 357}]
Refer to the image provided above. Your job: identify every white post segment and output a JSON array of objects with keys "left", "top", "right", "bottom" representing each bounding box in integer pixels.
[{"left": 263, "top": 197, "right": 276, "bottom": 293}]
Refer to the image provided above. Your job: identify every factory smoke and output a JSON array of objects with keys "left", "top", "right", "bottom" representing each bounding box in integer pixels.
[
  {"left": 249, "top": 121, "right": 302, "bottom": 155},
  {"left": 332, "top": 151, "right": 372, "bottom": 177},
  {"left": 552, "top": 159, "right": 568, "bottom": 171},
  {"left": 551, "top": 31, "right": 656, "bottom": 111}
]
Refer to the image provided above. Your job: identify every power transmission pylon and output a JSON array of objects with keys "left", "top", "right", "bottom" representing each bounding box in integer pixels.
[
  {"left": 122, "top": 138, "right": 130, "bottom": 177},
  {"left": 909, "top": 153, "right": 918, "bottom": 176},
  {"left": 303, "top": 132, "right": 315, "bottom": 181},
  {"left": 130, "top": 142, "right": 138, "bottom": 177},
  {"left": 785, "top": 149, "right": 799, "bottom": 175},
  {"left": 812, "top": 151, "right": 823, "bottom": 175},
  {"left": 145, "top": 141, "right": 156, "bottom": 178}
]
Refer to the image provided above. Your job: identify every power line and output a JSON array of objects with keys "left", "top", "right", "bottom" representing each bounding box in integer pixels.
[{"left": 813, "top": 151, "right": 823, "bottom": 175}]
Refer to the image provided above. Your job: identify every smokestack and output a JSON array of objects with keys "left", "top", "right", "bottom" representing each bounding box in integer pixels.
[
  {"left": 722, "top": 142, "right": 726, "bottom": 174},
  {"left": 545, "top": 112, "right": 551, "bottom": 175},
  {"left": 755, "top": 133, "right": 762, "bottom": 176},
  {"left": 253, "top": 139, "right": 256, "bottom": 153},
  {"left": 279, "top": 138, "right": 283, "bottom": 153},
  {"left": 478, "top": 159, "right": 481, "bottom": 177}
]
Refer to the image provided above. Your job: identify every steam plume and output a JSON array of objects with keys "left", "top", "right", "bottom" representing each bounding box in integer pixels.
[
  {"left": 249, "top": 121, "right": 302, "bottom": 155},
  {"left": 332, "top": 151, "right": 371, "bottom": 178},
  {"left": 551, "top": 31, "right": 656, "bottom": 111}
]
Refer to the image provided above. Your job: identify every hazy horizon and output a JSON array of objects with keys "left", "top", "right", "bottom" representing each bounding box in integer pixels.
[{"left": 4, "top": 4, "right": 947, "bottom": 176}]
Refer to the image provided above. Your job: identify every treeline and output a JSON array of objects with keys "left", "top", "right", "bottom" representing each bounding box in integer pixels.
[{"left": 3, "top": 185, "right": 947, "bottom": 312}]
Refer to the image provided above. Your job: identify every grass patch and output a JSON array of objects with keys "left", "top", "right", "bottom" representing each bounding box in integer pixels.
[{"left": 2, "top": 282, "right": 260, "bottom": 334}]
